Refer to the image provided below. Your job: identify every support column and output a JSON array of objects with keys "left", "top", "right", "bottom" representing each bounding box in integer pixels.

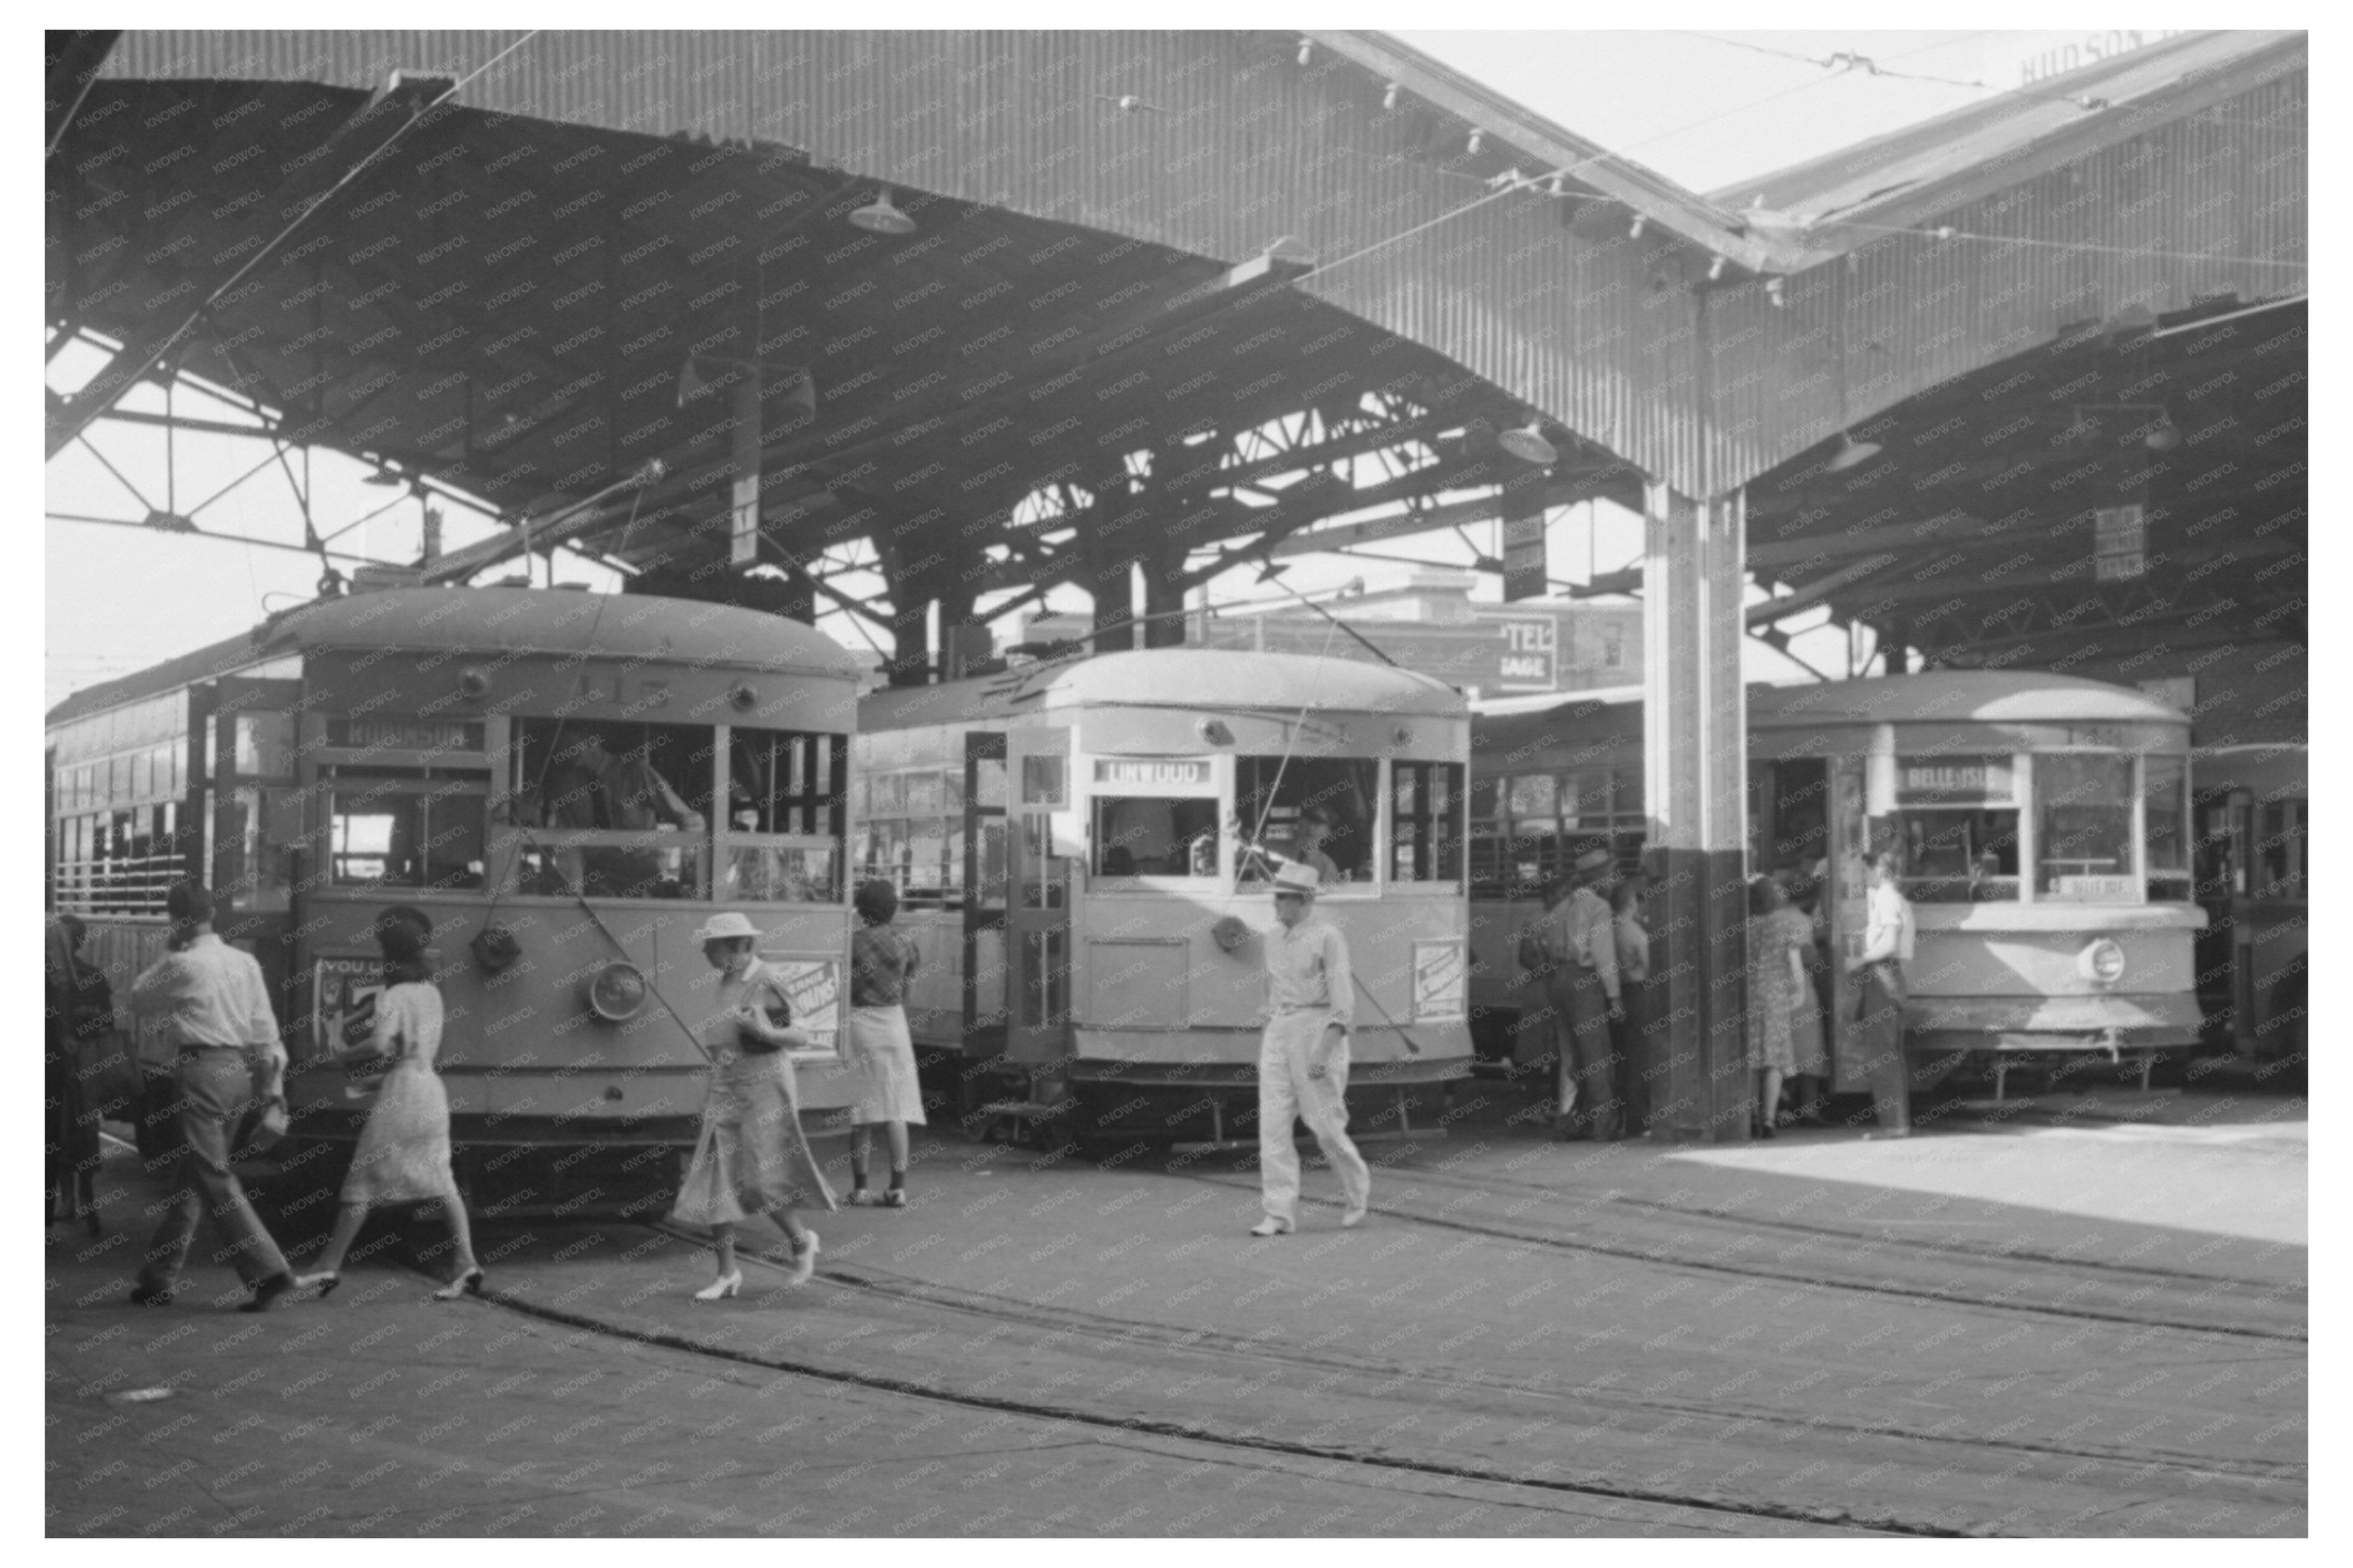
[
  {"left": 1138, "top": 533, "right": 1189, "bottom": 648},
  {"left": 1641, "top": 483, "right": 1751, "bottom": 1143}
]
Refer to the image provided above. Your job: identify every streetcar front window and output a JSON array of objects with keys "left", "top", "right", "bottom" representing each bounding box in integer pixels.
[
  {"left": 1390, "top": 762, "right": 1466, "bottom": 884},
  {"left": 325, "top": 770, "right": 488, "bottom": 891},
  {"left": 2144, "top": 755, "right": 2192, "bottom": 902},
  {"left": 1090, "top": 755, "right": 1220, "bottom": 879},
  {"left": 1093, "top": 796, "right": 1220, "bottom": 878},
  {"left": 1234, "top": 756, "right": 1377, "bottom": 884},
  {"left": 507, "top": 718, "right": 714, "bottom": 899},
  {"left": 727, "top": 729, "right": 846, "bottom": 905},
  {"left": 1891, "top": 755, "right": 2019, "bottom": 904},
  {"left": 2036, "top": 753, "right": 2137, "bottom": 899}
]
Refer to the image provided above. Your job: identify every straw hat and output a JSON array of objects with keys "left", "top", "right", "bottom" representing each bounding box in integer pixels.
[
  {"left": 692, "top": 912, "right": 763, "bottom": 944},
  {"left": 1271, "top": 862, "right": 1322, "bottom": 895}
]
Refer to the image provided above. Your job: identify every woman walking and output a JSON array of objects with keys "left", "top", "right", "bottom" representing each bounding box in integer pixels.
[
  {"left": 672, "top": 912, "right": 834, "bottom": 1300},
  {"left": 296, "top": 911, "right": 483, "bottom": 1300},
  {"left": 1744, "top": 878, "right": 1806, "bottom": 1139},
  {"left": 846, "top": 879, "right": 925, "bottom": 1206}
]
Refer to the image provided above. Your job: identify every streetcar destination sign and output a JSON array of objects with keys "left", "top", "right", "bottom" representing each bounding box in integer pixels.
[
  {"left": 1896, "top": 757, "right": 2016, "bottom": 807},
  {"left": 1094, "top": 758, "right": 1213, "bottom": 789}
]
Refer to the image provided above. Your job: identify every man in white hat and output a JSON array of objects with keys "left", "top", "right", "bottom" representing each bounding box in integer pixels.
[
  {"left": 1250, "top": 862, "right": 1370, "bottom": 1235},
  {"left": 1534, "top": 844, "right": 1626, "bottom": 1139}
]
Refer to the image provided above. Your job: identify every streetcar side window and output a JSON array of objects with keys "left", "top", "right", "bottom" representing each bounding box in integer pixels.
[
  {"left": 2255, "top": 798, "right": 2305, "bottom": 902},
  {"left": 853, "top": 763, "right": 958, "bottom": 907},
  {"left": 1234, "top": 757, "right": 1378, "bottom": 885},
  {"left": 2144, "top": 755, "right": 2192, "bottom": 902},
  {"left": 2035, "top": 754, "right": 2135, "bottom": 899},
  {"left": 1892, "top": 755, "right": 2019, "bottom": 904},
  {"left": 1390, "top": 762, "right": 1466, "bottom": 883}
]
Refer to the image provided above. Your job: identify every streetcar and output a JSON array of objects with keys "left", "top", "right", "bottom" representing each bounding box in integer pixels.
[
  {"left": 853, "top": 648, "right": 1475, "bottom": 1141},
  {"left": 2191, "top": 743, "right": 2306, "bottom": 1063},
  {"left": 45, "top": 585, "right": 864, "bottom": 1205},
  {"left": 1467, "top": 672, "right": 2207, "bottom": 1099}
]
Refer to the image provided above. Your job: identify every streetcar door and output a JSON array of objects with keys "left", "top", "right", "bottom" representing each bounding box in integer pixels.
[
  {"left": 1004, "top": 727, "right": 1075, "bottom": 1066},
  {"left": 961, "top": 731, "right": 1012, "bottom": 1059},
  {"left": 204, "top": 676, "right": 305, "bottom": 1013}
]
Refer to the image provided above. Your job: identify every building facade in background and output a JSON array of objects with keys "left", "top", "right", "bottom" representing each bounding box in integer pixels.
[{"left": 1018, "top": 572, "right": 1642, "bottom": 701}]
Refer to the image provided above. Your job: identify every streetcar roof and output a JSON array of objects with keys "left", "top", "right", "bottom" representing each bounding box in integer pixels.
[
  {"left": 863, "top": 648, "right": 1465, "bottom": 728},
  {"left": 1471, "top": 671, "right": 2190, "bottom": 752},
  {"left": 46, "top": 587, "right": 859, "bottom": 727}
]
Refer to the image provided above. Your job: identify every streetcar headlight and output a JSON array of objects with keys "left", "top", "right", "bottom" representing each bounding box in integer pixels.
[
  {"left": 583, "top": 960, "right": 650, "bottom": 1022},
  {"left": 2077, "top": 939, "right": 2127, "bottom": 987}
]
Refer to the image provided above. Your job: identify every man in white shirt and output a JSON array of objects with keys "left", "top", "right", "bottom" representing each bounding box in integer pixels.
[
  {"left": 128, "top": 883, "right": 298, "bottom": 1310},
  {"left": 1855, "top": 850, "right": 1916, "bottom": 1136},
  {"left": 1250, "top": 863, "right": 1370, "bottom": 1235},
  {"left": 1534, "top": 845, "right": 1626, "bottom": 1140}
]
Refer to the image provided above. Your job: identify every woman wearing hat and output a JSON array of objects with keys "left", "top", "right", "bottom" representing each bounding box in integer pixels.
[
  {"left": 295, "top": 909, "right": 484, "bottom": 1301},
  {"left": 846, "top": 879, "right": 925, "bottom": 1206},
  {"left": 672, "top": 911, "right": 835, "bottom": 1299}
]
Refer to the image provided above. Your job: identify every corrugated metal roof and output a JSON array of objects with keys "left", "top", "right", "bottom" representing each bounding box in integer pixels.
[
  {"left": 81, "top": 28, "right": 2304, "bottom": 504},
  {"left": 1718, "top": 32, "right": 2305, "bottom": 245}
]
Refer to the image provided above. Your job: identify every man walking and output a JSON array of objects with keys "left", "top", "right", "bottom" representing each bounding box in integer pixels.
[
  {"left": 128, "top": 882, "right": 299, "bottom": 1311},
  {"left": 1855, "top": 850, "right": 1916, "bottom": 1138},
  {"left": 1250, "top": 864, "right": 1370, "bottom": 1236},
  {"left": 1539, "top": 844, "right": 1626, "bottom": 1141}
]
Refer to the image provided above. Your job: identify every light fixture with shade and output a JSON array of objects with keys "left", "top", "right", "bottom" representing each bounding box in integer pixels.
[
  {"left": 1297, "top": 38, "right": 1313, "bottom": 66},
  {"left": 1627, "top": 215, "right": 1645, "bottom": 239},
  {"left": 1706, "top": 255, "right": 1728, "bottom": 282},
  {"left": 2067, "top": 403, "right": 2181, "bottom": 452},
  {"left": 1823, "top": 432, "right": 1883, "bottom": 473},
  {"left": 1466, "top": 127, "right": 1485, "bottom": 155},
  {"left": 1382, "top": 81, "right": 1401, "bottom": 110},
  {"left": 1498, "top": 420, "right": 1558, "bottom": 465},
  {"left": 847, "top": 188, "right": 915, "bottom": 235}
]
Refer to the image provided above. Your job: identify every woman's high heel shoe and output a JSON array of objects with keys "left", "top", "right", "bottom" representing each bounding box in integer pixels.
[
  {"left": 787, "top": 1230, "right": 819, "bottom": 1286},
  {"left": 295, "top": 1270, "right": 340, "bottom": 1299},
  {"left": 693, "top": 1270, "right": 743, "bottom": 1302},
  {"left": 433, "top": 1267, "right": 484, "bottom": 1302}
]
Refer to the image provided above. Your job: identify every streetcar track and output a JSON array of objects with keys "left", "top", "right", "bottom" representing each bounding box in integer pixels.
[
  {"left": 769, "top": 1244, "right": 2298, "bottom": 1486},
  {"left": 449, "top": 1251, "right": 1968, "bottom": 1538},
  {"left": 1165, "top": 1171, "right": 2305, "bottom": 1343},
  {"left": 1601, "top": 1193, "right": 2305, "bottom": 1294},
  {"left": 1343, "top": 1144, "right": 2300, "bottom": 1293}
]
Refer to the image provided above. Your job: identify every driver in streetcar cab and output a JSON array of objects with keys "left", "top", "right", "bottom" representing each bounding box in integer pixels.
[{"left": 541, "top": 725, "right": 706, "bottom": 895}]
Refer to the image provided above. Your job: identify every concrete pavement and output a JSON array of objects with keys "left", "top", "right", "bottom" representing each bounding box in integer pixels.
[{"left": 47, "top": 1084, "right": 2305, "bottom": 1536}]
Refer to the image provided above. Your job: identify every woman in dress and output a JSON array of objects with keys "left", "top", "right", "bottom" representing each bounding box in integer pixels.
[
  {"left": 1773, "top": 870, "right": 1831, "bottom": 1125},
  {"left": 1610, "top": 876, "right": 1652, "bottom": 1135},
  {"left": 296, "top": 910, "right": 483, "bottom": 1299},
  {"left": 673, "top": 912, "right": 835, "bottom": 1300},
  {"left": 846, "top": 879, "right": 925, "bottom": 1206},
  {"left": 1744, "top": 877, "right": 1804, "bottom": 1139}
]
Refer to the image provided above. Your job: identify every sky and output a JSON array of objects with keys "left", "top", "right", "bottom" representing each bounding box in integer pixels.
[{"left": 44, "top": 27, "right": 2148, "bottom": 708}]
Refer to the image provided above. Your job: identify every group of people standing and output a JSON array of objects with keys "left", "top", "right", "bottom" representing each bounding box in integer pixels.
[
  {"left": 98, "top": 875, "right": 932, "bottom": 1311},
  {"left": 1517, "top": 845, "right": 1916, "bottom": 1140},
  {"left": 1515, "top": 845, "right": 1654, "bottom": 1140}
]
